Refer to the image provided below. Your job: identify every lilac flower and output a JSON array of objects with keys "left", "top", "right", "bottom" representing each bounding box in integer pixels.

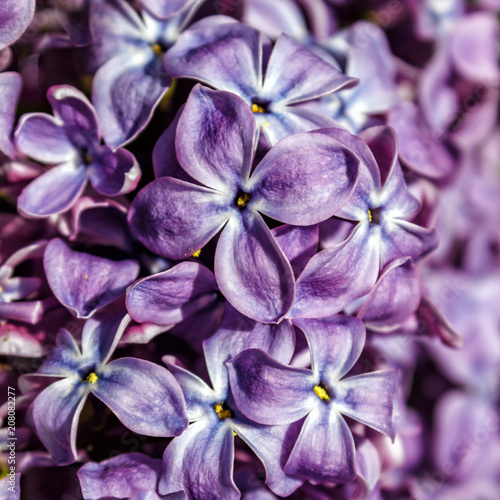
[
  {"left": 165, "top": 19, "right": 357, "bottom": 145},
  {"left": 89, "top": 0, "right": 203, "bottom": 148},
  {"left": 159, "top": 319, "right": 301, "bottom": 499},
  {"left": 289, "top": 125, "right": 437, "bottom": 319},
  {"left": 0, "top": 0, "right": 35, "bottom": 50},
  {"left": 20, "top": 315, "right": 188, "bottom": 465},
  {"left": 227, "top": 315, "right": 398, "bottom": 483},
  {"left": 15, "top": 85, "right": 141, "bottom": 218},
  {"left": 129, "top": 85, "right": 359, "bottom": 322},
  {"left": 43, "top": 238, "right": 140, "bottom": 319}
]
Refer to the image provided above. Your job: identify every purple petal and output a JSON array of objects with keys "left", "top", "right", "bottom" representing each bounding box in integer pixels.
[
  {"left": 46, "top": 85, "right": 100, "bottom": 148},
  {"left": 92, "top": 53, "right": 170, "bottom": 149},
  {"left": 17, "top": 163, "right": 88, "bottom": 218},
  {"left": 292, "top": 316, "right": 366, "bottom": 382},
  {"left": 0, "top": 323, "right": 43, "bottom": 358},
  {"left": 81, "top": 314, "right": 130, "bottom": 367},
  {"left": 128, "top": 176, "right": 231, "bottom": 260},
  {"left": 176, "top": 85, "right": 256, "bottom": 191},
  {"left": 31, "top": 377, "right": 89, "bottom": 465},
  {"left": 336, "top": 370, "right": 398, "bottom": 439},
  {"left": 234, "top": 420, "right": 303, "bottom": 496},
  {"left": 0, "top": 300, "right": 48, "bottom": 325},
  {"left": 44, "top": 238, "right": 140, "bottom": 319},
  {"left": 142, "top": 0, "right": 199, "bottom": 18},
  {"left": 0, "top": 72, "right": 22, "bottom": 158},
  {"left": 272, "top": 224, "right": 319, "bottom": 278},
  {"left": 227, "top": 349, "right": 315, "bottom": 426},
  {"left": 165, "top": 20, "right": 261, "bottom": 100},
  {"left": 358, "top": 257, "right": 423, "bottom": 332},
  {"left": 215, "top": 213, "right": 295, "bottom": 323},
  {"left": 250, "top": 131, "right": 359, "bottom": 225},
  {"left": 379, "top": 220, "right": 438, "bottom": 269},
  {"left": 0, "top": 0, "right": 35, "bottom": 50},
  {"left": 93, "top": 357, "right": 188, "bottom": 436},
  {"left": 262, "top": 33, "right": 357, "bottom": 105},
  {"left": 37, "top": 328, "right": 83, "bottom": 377},
  {"left": 78, "top": 453, "right": 162, "bottom": 500},
  {"left": 291, "top": 223, "right": 379, "bottom": 319},
  {"left": 285, "top": 408, "right": 356, "bottom": 483},
  {"left": 14, "top": 113, "right": 76, "bottom": 164},
  {"left": 159, "top": 420, "right": 239, "bottom": 499},
  {"left": 88, "top": 144, "right": 141, "bottom": 196},
  {"left": 126, "top": 262, "right": 218, "bottom": 325},
  {"left": 203, "top": 303, "right": 296, "bottom": 391},
  {"left": 451, "top": 13, "right": 500, "bottom": 83}
]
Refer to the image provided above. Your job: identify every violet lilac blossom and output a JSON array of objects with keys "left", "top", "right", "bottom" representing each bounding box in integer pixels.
[
  {"left": 227, "top": 315, "right": 398, "bottom": 484},
  {"left": 165, "top": 19, "right": 358, "bottom": 146},
  {"left": 0, "top": 0, "right": 35, "bottom": 50},
  {"left": 89, "top": 0, "right": 204, "bottom": 148},
  {"left": 15, "top": 85, "right": 141, "bottom": 218},
  {"left": 19, "top": 314, "right": 188, "bottom": 465},
  {"left": 129, "top": 84, "right": 359, "bottom": 323}
]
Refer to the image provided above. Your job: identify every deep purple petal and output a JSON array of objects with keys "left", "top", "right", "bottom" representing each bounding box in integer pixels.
[
  {"left": 272, "top": 224, "right": 319, "bottom": 278},
  {"left": 176, "top": 85, "right": 256, "bottom": 191},
  {"left": 17, "top": 163, "right": 88, "bottom": 218},
  {"left": 203, "top": 303, "right": 296, "bottom": 392},
  {"left": 262, "top": 34, "right": 357, "bottom": 105},
  {"left": 78, "top": 453, "right": 162, "bottom": 500},
  {"left": 44, "top": 238, "right": 140, "bottom": 319},
  {"left": 88, "top": 144, "right": 141, "bottom": 196},
  {"left": 92, "top": 53, "right": 170, "bottom": 149},
  {"left": 336, "top": 370, "right": 398, "bottom": 439},
  {"left": 31, "top": 377, "right": 89, "bottom": 465},
  {"left": 159, "top": 419, "right": 239, "bottom": 499},
  {"left": 14, "top": 113, "right": 76, "bottom": 164},
  {"left": 234, "top": 420, "right": 303, "bottom": 496},
  {"left": 0, "top": 300, "right": 47, "bottom": 325},
  {"left": 165, "top": 20, "right": 260, "bottom": 100},
  {"left": 36, "top": 328, "right": 82, "bottom": 377},
  {"left": 46, "top": 85, "right": 100, "bottom": 148},
  {"left": 379, "top": 220, "right": 438, "bottom": 269},
  {"left": 93, "top": 357, "right": 188, "bottom": 436},
  {"left": 142, "top": 0, "right": 199, "bottom": 19},
  {"left": 215, "top": 212, "right": 295, "bottom": 323},
  {"left": 128, "top": 176, "right": 231, "bottom": 260},
  {"left": 358, "top": 257, "right": 423, "bottom": 332},
  {"left": 126, "top": 262, "right": 218, "bottom": 325},
  {"left": 250, "top": 131, "right": 359, "bottom": 225},
  {"left": 227, "top": 349, "right": 315, "bottom": 426},
  {"left": 291, "top": 223, "right": 379, "bottom": 319},
  {"left": 292, "top": 315, "right": 366, "bottom": 382},
  {"left": 0, "top": 0, "right": 35, "bottom": 50},
  {"left": 285, "top": 408, "right": 356, "bottom": 483},
  {"left": 0, "top": 72, "right": 22, "bottom": 158}
]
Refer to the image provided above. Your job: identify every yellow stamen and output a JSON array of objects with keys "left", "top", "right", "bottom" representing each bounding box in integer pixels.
[
  {"left": 232, "top": 430, "right": 237, "bottom": 436},
  {"left": 252, "top": 103, "right": 266, "bottom": 113},
  {"left": 192, "top": 249, "right": 201, "bottom": 258},
  {"left": 368, "top": 209, "right": 373, "bottom": 223},
  {"left": 264, "top": 121, "right": 270, "bottom": 126},
  {"left": 152, "top": 44, "right": 163, "bottom": 56},
  {"left": 84, "top": 274, "right": 89, "bottom": 280},
  {"left": 214, "top": 403, "right": 232, "bottom": 420},
  {"left": 314, "top": 385, "right": 330, "bottom": 401},
  {"left": 85, "top": 372, "right": 98, "bottom": 384},
  {"left": 236, "top": 192, "right": 251, "bottom": 208},
  {"left": 0, "top": 284, "right": 3, "bottom": 293},
  {"left": 85, "top": 152, "right": 93, "bottom": 165}
]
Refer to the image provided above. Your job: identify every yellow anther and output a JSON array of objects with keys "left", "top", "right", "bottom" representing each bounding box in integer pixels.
[
  {"left": 152, "top": 44, "right": 163, "bottom": 56},
  {"left": 368, "top": 209, "right": 373, "bottom": 223},
  {"left": 85, "top": 372, "right": 98, "bottom": 384},
  {"left": 252, "top": 103, "right": 266, "bottom": 113},
  {"left": 85, "top": 152, "right": 93, "bottom": 165},
  {"left": 192, "top": 249, "right": 201, "bottom": 258},
  {"left": 232, "top": 430, "right": 237, "bottom": 437},
  {"left": 214, "top": 403, "right": 232, "bottom": 420},
  {"left": 84, "top": 274, "right": 89, "bottom": 280},
  {"left": 264, "top": 121, "right": 270, "bottom": 126},
  {"left": 0, "top": 285, "right": 3, "bottom": 293},
  {"left": 236, "top": 192, "right": 251, "bottom": 208},
  {"left": 2, "top": 336, "right": 8, "bottom": 342},
  {"left": 314, "top": 385, "right": 330, "bottom": 401}
]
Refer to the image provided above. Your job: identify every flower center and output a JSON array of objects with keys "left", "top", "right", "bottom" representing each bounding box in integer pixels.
[
  {"left": 368, "top": 207, "right": 381, "bottom": 225},
  {"left": 251, "top": 98, "right": 270, "bottom": 114},
  {"left": 313, "top": 383, "right": 331, "bottom": 402},
  {"left": 214, "top": 402, "right": 233, "bottom": 420},
  {"left": 84, "top": 372, "right": 98, "bottom": 384},
  {"left": 152, "top": 43, "right": 165, "bottom": 56},
  {"left": 234, "top": 190, "right": 251, "bottom": 210}
]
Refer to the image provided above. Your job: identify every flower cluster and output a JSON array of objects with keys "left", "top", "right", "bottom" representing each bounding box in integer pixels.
[{"left": 1, "top": 1, "right": 499, "bottom": 499}]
